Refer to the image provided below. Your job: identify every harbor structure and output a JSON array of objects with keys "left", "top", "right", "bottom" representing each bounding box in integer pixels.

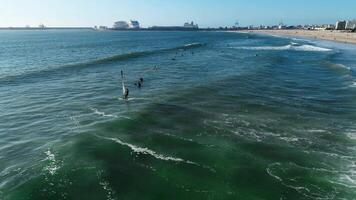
[{"left": 149, "top": 21, "right": 199, "bottom": 30}]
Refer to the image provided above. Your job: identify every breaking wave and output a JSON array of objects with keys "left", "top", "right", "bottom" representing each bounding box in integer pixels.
[{"left": 234, "top": 44, "right": 332, "bottom": 52}]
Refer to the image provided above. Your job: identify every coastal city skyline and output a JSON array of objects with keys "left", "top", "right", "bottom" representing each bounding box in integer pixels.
[{"left": 1, "top": 0, "right": 356, "bottom": 28}]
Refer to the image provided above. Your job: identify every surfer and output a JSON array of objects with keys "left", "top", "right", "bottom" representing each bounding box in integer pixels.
[
  {"left": 124, "top": 88, "right": 129, "bottom": 99},
  {"left": 121, "top": 70, "right": 129, "bottom": 99}
]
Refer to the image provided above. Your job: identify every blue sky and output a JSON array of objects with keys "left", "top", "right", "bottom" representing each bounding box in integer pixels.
[{"left": 0, "top": 0, "right": 355, "bottom": 27}]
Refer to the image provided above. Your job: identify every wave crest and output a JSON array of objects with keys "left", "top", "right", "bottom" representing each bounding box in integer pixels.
[
  {"left": 100, "top": 136, "right": 197, "bottom": 164},
  {"left": 234, "top": 44, "right": 332, "bottom": 52}
]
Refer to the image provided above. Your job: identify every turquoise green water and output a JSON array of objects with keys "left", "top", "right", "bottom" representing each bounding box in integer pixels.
[{"left": 0, "top": 30, "right": 356, "bottom": 199}]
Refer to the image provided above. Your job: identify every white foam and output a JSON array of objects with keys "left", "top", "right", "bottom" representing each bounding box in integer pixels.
[
  {"left": 307, "top": 129, "right": 327, "bottom": 133},
  {"left": 328, "top": 173, "right": 356, "bottom": 189},
  {"left": 102, "top": 136, "right": 197, "bottom": 165},
  {"left": 117, "top": 97, "right": 148, "bottom": 102},
  {"left": 90, "top": 107, "right": 118, "bottom": 118},
  {"left": 44, "top": 150, "right": 60, "bottom": 175},
  {"left": 234, "top": 44, "right": 332, "bottom": 52},
  {"left": 235, "top": 45, "right": 291, "bottom": 51},
  {"left": 280, "top": 137, "right": 299, "bottom": 143},
  {"left": 266, "top": 163, "right": 318, "bottom": 198},
  {"left": 295, "top": 44, "right": 332, "bottom": 52},
  {"left": 350, "top": 82, "right": 356, "bottom": 88},
  {"left": 266, "top": 163, "right": 283, "bottom": 181},
  {"left": 97, "top": 170, "right": 117, "bottom": 200},
  {"left": 184, "top": 43, "right": 201, "bottom": 47},
  {"left": 345, "top": 129, "right": 356, "bottom": 140}
]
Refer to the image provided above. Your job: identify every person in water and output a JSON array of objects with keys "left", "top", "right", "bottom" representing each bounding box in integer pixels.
[
  {"left": 123, "top": 88, "right": 129, "bottom": 99},
  {"left": 135, "top": 81, "right": 142, "bottom": 88},
  {"left": 135, "top": 77, "right": 144, "bottom": 88}
]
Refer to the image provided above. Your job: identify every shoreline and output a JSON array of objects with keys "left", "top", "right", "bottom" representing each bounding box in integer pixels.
[{"left": 238, "top": 29, "right": 356, "bottom": 45}]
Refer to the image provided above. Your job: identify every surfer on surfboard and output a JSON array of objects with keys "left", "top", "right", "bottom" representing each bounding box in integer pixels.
[{"left": 121, "top": 70, "right": 129, "bottom": 99}]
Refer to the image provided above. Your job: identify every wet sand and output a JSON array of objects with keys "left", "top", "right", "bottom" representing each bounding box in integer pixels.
[{"left": 241, "top": 29, "right": 356, "bottom": 44}]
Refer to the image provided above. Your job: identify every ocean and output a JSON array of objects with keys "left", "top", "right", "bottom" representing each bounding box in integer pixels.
[{"left": 0, "top": 30, "right": 356, "bottom": 200}]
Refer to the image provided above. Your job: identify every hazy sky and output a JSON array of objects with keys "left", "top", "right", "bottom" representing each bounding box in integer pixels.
[{"left": 0, "top": 0, "right": 355, "bottom": 28}]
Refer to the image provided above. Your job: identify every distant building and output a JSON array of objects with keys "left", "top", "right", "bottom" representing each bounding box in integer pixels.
[
  {"left": 335, "top": 20, "right": 346, "bottom": 30},
  {"left": 183, "top": 21, "right": 199, "bottom": 29},
  {"left": 94, "top": 26, "right": 108, "bottom": 31},
  {"left": 149, "top": 21, "right": 199, "bottom": 31},
  {"left": 278, "top": 20, "right": 286, "bottom": 29},
  {"left": 39, "top": 24, "right": 46, "bottom": 29},
  {"left": 113, "top": 21, "right": 129, "bottom": 29},
  {"left": 129, "top": 20, "right": 140, "bottom": 29},
  {"left": 345, "top": 20, "right": 356, "bottom": 30},
  {"left": 325, "top": 24, "right": 335, "bottom": 30},
  {"left": 312, "top": 24, "right": 334, "bottom": 30}
]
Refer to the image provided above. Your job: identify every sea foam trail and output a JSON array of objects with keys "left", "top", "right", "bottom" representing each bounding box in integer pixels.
[
  {"left": 233, "top": 44, "right": 332, "bottom": 52},
  {"left": 99, "top": 136, "right": 197, "bottom": 165},
  {"left": 90, "top": 107, "right": 118, "bottom": 118}
]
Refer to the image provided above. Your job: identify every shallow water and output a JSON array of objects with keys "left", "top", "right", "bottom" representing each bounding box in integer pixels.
[{"left": 0, "top": 30, "right": 356, "bottom": 200}]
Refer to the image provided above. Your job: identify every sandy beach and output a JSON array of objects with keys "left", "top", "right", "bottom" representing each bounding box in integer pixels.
[{"left": 241, "top": 29, "right": 356, "bottom": 44}]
